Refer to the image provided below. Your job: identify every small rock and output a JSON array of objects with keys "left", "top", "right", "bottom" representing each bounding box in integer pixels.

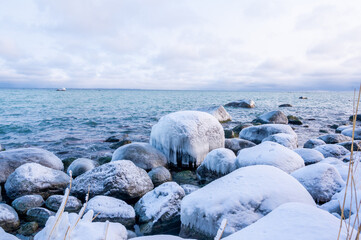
[
  {"left": 279, "top": 104, "right": 293, "bottom": 107},
  {"left": 110, "top": 140, "right": 132, "bottom": 150},
  {"left": 304, "top": 139, "right": 326, "bottom": 149},
  {"left": 224, "top": 130, "right": 234, "bottom": 139},
  {"left": 17, "top": 222, "right": 38, "bottom": 236},
  {"left": 287, "top": 115, "right": 303, "bottom": 125},
  {"left": 67, "top": 158, "right": 99, "bottom": 177},
  {"left": 293, "top": 148, "right": 324, "bottom": 165},
  {"left": 26, "top": 207, "right": 55, "bottom": 227},
  {"left": 319, "top": 129, "right": 329, "bottom": 133},
  {"left": 336, "top": 125, "right": 351, "bottom": 133},
  {"left": 253, "top": 110, "right": 288, "bottom": 124},
  {"left": 232, "top": 123, "right": 253, "bottom": 136},
  {"left": 337, "top": 140, "right": 361, "bottom": 151},
  {"left": 341, "top": 128, "right": 361, "bottom": 140},
  {"left": 148, "top": 166, "right": 172, "bottom": 187},
  {"left": 318, "top": 134, "right": 351, "bottom": 144},
  {"left": 329, "top": 124, "right": 339, "bottom": 130},
  {"left": 299, "top": 96, "right": 308, "bottom": 99},
  {"left": 224, "top": 138, "right": 256, "bottom": 155},
  {"left": 105, "top": 136, "right": 120, "bottom": 142},
  {"left": 0, "top": 203, "right": 20, "bottom": 232},
  {"left": 225, "top": 99, "right": 255, "bottom": 108},
  {"left": 45, "top": 195, "right": 82, "bottom": 212},
  {"left": 314, "top": 144, "right": 350, "bottom": 158},
  {"left": 11, "top": 195, "right": 44, "bottom": 215},
  {"left": 180, "top": 184, "right": 200, "bottom": 195}
]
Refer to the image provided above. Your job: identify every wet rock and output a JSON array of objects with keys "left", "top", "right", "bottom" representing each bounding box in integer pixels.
[
  {"left": 45, "top": 195, "right": 82, "bottom": 213},
  {"left": 110, "top": 140, "right": 132, "bottom": 150},
  {"left": 148, "top": 166, "right": 172, "bottom": 187},
  {"left": 232, "top": 123, "right": 253, "bottom": 136},
  {"left": 180, "top": 184, "right": 199, "bottom": 195},
  {"left": 225, "top": 99, "right": 255, "bottom": 108},
  {"left": 224, "top": 129, "right": 234, "bottom": 138},
  {"left": 279, "top": 104, "right": 293, "bottom": 107},
  {"left": 287, "top": 115, "right": 303, "bottom": 125},
  {"left": 17, "top": 222, "right": 38, "bottom": 236},
  {"left": 262, "top": 133, "right": 297, "bottom": 149},
  {"left": 293, "top": 148, "right": 324, "bottom": 165},
  {"left": 11, "top": 195, "right": 44, "bottom": 215},
  {"left": 199, "top": 105, "right": 232, "bottom": 123},
  {"left": 97, "top": 156, "right": 112, "bottom": 165},
  {"left": 314, "top": 144, "right": 350, "bottom": 159},
  {"left": 62, "top": 157, "right": 76, "bottom": 171},
  {"left": 67, "top": 158, "right": 99, "bottom": 177},
  {"left": 105, "top": 136, "right": 120, "bottom": 142},
  {"left": 299, "top": 96, "right": 308, "bottom": 99},
  {"left": 319, "top": 129, "right": 329, "bottom": 133},
  {"left": 303, "top": 139, "right": 326, "bottom": 149},
  {"left": 225, "top": 138, "right": 256, "bottom": 155},
  {"left": 318, "top": 134, "right": 351, "bottom": 144},
  {"left": 239, "top": 124, "right": 297, "bottom": 144},
  {"left": 26, "top": 207, "right": 55, "bottom": 227},
  {"left": 253, "top": 110, "right": 288, "bottom": 124},
  {"left": 171, "top": 171, "right": 198, "bottom": 186},
  {"left": 0, "top": 203, "right": 20, "bottom": 232}
]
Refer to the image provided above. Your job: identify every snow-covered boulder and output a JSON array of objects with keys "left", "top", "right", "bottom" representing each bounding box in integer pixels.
[
  {"left": 342, "top": 127, "right": 361, "bottom": 140},
  {"left": 343, "top": 151, "right": 361, "bottom": 162},
  {"left": 0, "top": 227, "right": 19, "bottom": 240},
  {"left": 70, "top": 161, "right": 153, "bottom": 201},
  {"left": 196, "top": 148, "right": 236, "bottom": 182},
  {"left": 318, "top": 134, "right": 351, "bottom": 144},
  {"left": 236, "top": 141, "right": 304, "bottom": 173},
  {"left": 135, "top": 182, "right": 185, "bottom": 235},
  {"left": 291, "top": 163, "right": 345, "bottom": 203},
  {"left": 148, "top": 166, "right": 172, "bottom": 187},
  {"left": 239, "top": 124, "right": 296, "bottom": 144},
  {"left": 180, "top": 165, "right": 315, "bottom": 239},
  {"left": 314, "top": 144, "right": 350, "bottom": 158},
  {"left": 223, "top": 202, "right": 353, "bottom": 240},
  {"left": 262, "top": 133, "right": 297, "bottom": 149},
  {"left": 320, "top": 158, "right": 350, "bottom": 181},
  {"left": 225, "top": 99, "right": 255, "bottom": 108},
  {"left": 0, "top": 147, "right": 64, "bottom": 183},
  {"left": 0, "top": 204, "right": 20, "bottom": 232},
  {"left": 150, "top": 111, "right": 225, "bottom": 168},
  {"left": 46, "top": 195, "right": 82, "bottom": 213},
  {"left": 112, "top": 142, "right": 167, "bottom": 171},
  {"left": 180, "top": 184, "right": 199, "bottom": 196},
  {"left": 293, "top": 148, "right": 325, "bottom": 165},
  {"left": 85, "top": 196, "right": 135, "bottom": 228},
  {"left": 303, "top": 138, "right": 326, "bottom": 148},
  {"left": 336, "top": 125, "right": 352, "bottom": 133},
  {"left": 198, "top": 105, "right": 232, "bottom": 122},
  {"left": 253, "top": 110, "right": 288, "bottom": 124},
  {"left": 26, "top": 207, "right": 55, "bottom": 227},
  {"left": 224, "top": 138, "right": 256, "bottom": 154},
  {"left": 5, "top": 163, "right": 70, "bottom": 199},
  {"left": 67, "top": 158, "right": 99, "bottom": 178},
  {"left": 11, "top": 195, "right": 44, "bottom": 215}
]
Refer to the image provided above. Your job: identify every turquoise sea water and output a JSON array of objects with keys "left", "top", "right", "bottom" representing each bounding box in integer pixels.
[{"left": 0, "top": 89, "right": 355, "bottom": 160}]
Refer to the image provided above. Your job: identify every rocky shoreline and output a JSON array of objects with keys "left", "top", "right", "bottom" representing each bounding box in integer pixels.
[{"left": 0, "top": 99, "right": 360, "bottom": 239}]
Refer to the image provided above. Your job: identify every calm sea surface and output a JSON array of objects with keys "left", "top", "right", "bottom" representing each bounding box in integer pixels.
[{"left": 0, "top": 89, "right": 356, "bottom": 160}]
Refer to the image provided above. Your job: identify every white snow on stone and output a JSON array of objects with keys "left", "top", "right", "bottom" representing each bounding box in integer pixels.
[
  {"left": 342, "top": 127, "right": 361, "bottom": 140},
  {"left": 0, "top": 227, "right": 19, "bottom": 240},
  {"left": 294, "top": 148, "right": 324, "bottom": 165},
  {"left": 223, "top": 202, "right": 353, "bottom": 240},
  {"left": 314, "top": 144, "right": 350, "bottom": 158},
  {"left": 197, "top": 148, "right": 236, "bottom": 176},
  {"left": 337, "top": 125, "right": 352, "bottom": 133},
  {"left": 198, "top": 105, "right": 232, "bottom": 122},
  {"left": 236, "top": 141, "right": 304, "bottom": 173},
  {"left": 262, "top": 133, "right": 297, "bottom": 149},
  {"left": 239, "top": 124, "right": 297, "bottom": 144},
  {"left": 320, "top": 158, "right": 350, "bottom": 182},
  {"left": 150, "top": 111, "right": 225, "bottom": 168},
  {"left": 180, "top": 165, "right": 315, "bottom": 238}
]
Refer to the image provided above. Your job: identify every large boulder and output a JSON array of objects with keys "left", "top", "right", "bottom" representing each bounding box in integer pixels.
[
  {"left": 112, "top": 142, "right": 167, "bottom": 171},
  {"left": 11, "top": 195, "right": 44, "bottom": 215},
  {"left": 45, "top": 195, "right": 82, "bottom": 213},
  {"left": 0, "top": 204, "right": 20, "bottom": 232},
  {"left": 198, "top": 105, "right": 232, "bottom": 123},
  {"left": 314, "top": 144, "right": 350, "bottom": 158},
  {"left": 303, "top": 138, "right": 326, "bottom": 148},
  {"left": 85, "top": 196, "right": 135, "bottom": 228},
  {"left": 224, "top": 138, "right": 256, "bottom": 155},
  {"left": 239, "top": 124, "right": 296, "bottom": 144},
  {"left": 291, "top": 163, "right": 345, "bottom": 203},
  {"left": 70, "top": 160, "right": 154, "bottom": 201},
  {"left": 317, "top": 134, "right": 351, "bottom": 144},
  {"left": 196, "top": 148, "right": 236, "bottom": 182},
  {"left": 5, "top": 163, "right": 70, "bottom": 199},
  {"left": 236, "top": 141, "right": 305, "bottom": 173},
  {"left": 223, "top": 202, "right": 352, "bottom": 240},
  {"left": 180, "top": 165, "right": 315, "bottom": 239},
  {"left": 293, "top": 148, "right": 324, "bottom": 165},
  {"left": 342, "top": 127, "right": 361, "bottom": 140},
  {"left": 148, "top": 166, "right": 172, "bottom": 187},
  {"left": 135, "top": 182, "right": 185, "bottom": 235},
  {"left": 150, "top": 111, "right": 225, "bottom": 169},
  {"left": 253, "top": 110, "right": 288, "bottom": 124},
  {"left": 224, "top": 99, "right": 255, "bottom": 108},
  {"left": 67, "top": 158, "right": 99, "bottom": 178},
  {"left": 0, "top": 148, "right": 64, "bottom": 183},
  {"left": 262, "top": 133, "right": 297, "bottom": 149}
]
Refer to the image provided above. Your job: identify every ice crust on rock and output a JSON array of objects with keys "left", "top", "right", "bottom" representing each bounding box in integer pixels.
[
  {"left": 198, "top": 105, "right": 232, "bottom": 122},
  {"left": 342, "top": 127, "right": 361, "bottom": 140},
  {"left": 236, "top": 141, "right": 304, "bottom": 173},
  {"left": 180, "top": 165, "right": 315, "bottom": 238},
  {"left": 262, "top": 133, "right": 297, "bottom": 149},
  {"left": 239, "top": 124, "right": 296, "bottom": 144},
  {"left": 320, "top": 158, "right": 350, "bottom": 181},
  {"left": 304, "top": 138, "right": 326, "bottom": 148},
  {"left": 318, "top": 134, "right": 351, "bottom": 144},
  {"left": 314, "top": 144, "right": 350, "bottom": 158},
  {"left": 223, "top": 202, "right": 353, "bottom": 240},
  {"left": 150, "top": 111, "right": 225, "bottom": 168},
  {"left": 293, "top": 148, "right": 325, "bottom": 165}
]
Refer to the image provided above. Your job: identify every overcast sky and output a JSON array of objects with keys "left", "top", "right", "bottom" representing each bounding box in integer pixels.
[{"left": 0, "top": 0, "right": 361, "bottom": 90}]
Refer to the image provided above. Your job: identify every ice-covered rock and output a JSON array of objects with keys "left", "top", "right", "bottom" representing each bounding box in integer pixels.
[
  {"left": 0, "top": 204, "right": 20, "bottom": 232},
  {"left": 180, "top": 184, "right": 199, "bottom": 196},
  {"left": 198, "top": 105, "right": 232, "bottom": 122},
  {"left": 5, "top": 163, "right": 70, "bottom": 199},
  {"left": 11, "top": 195, "right": 44, "bottom": 215},
  {"left": 293, "top": 148, "right": 325, "bottom": 165},
  {"left": 291, "top": 163, "right": 345, "bottom": 203},
  {"left": 180, "top": 165, "right": 315, "bottom": 238},
  {"left": 70, "top": 160, "right": 153, "bottom": 201},
  {"left": 303, "top": 138, "right": 326, "bottom": 148},
  {"left": 342, "top": 127, "right": 361, "bottom": 140},
  {"left": 85, "top": 196, "right": 135, "bottom": 228},
  {"left": 223, "top": 202, "right": 353, "bottom": 240},
  {"left": 318, "top": 134, "right": 351, "bottom": 144},
  {"left": 262, "top": 133, "right": 297, "bottom": 149},
  {"left": 343, "top": 151, "right": 361, "bottom": 162},
  {"left": 46, "top": 195, "right": 82, "bottom": 213},
  {"left": 112, "top": 142, "right": 167, "bottom": 171},
  {"left": 135, "top": 182, "right": 185, "bottom": 235},
  {"left": 224, "top": 138, "right": 256, "bottom": 155},
  {"left": 150, "top": 111, "right": 225, "bottom": 169},
  {"left": 320, "top": 158, "right": 350, "bottom": 181},
  {"left": 26, "top": 207, "right": 55, "bottom": 227},
  {"left": 67, "top": 158, "right": 99, "bottom": 178},
  {"left": 148, "top": 166, "right": 172, "bottom": 187},
  {"left": 314, "top": 144, "right": 350, "bottom": 158},
  {"left": 196, "top": 148, "right": 236, "bottom": 182},
  {"left": 0, "top": 227, "right": 19, "bottom": 240},
  {"left": 239, "top": 124, "right": 296, "bottom": 144},
  {"left": 236, "top": 141, "right": 304, "bottom": 173},
  {"left": 0, "top": 147, "right": 64, "bottom": 183},
  {"left": 225, "top": 99, "right": 255, "bottom": 108},
  {"left": 338, "top": 140, "right": 361, "bottom": 151},
  {"left": 336, "top": 125, "right": 352, "bottom": 133},
  {"left": 253, "top": 110, "right": 288, "bottom": 124}
]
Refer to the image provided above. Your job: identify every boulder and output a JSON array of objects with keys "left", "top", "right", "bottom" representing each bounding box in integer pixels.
[
  {"left": 314, "top": 144, "right": 350, "bottom": 158},
  {"left": 0, "top": 148, "right": 64, "bottom": 183},
  {"left": 11, "top": 195, "right": 44, "bottom": 215},
  {"left": 293, "top": 148, "right": 324, "bottom": 165},
  {"left": 0, "top": 204, "right": 20, "bottom": 232},
  {"left": 180, "top": 165, "right": 315, "bottom": 239},
  {"left": 180, "top": 184, "right": 200, "bottom": 195},
  {"left": 223, "top": 202, "right": 352, "bottom": 240},
  {"left": 303, "top": 138, "right": 326, "bottom": 148},
  {"left": 287, "top": 115, "right": 303, "bottom": 125},
  {"left": 224, "top": 138, "right": 256, "bottom": 155},
  {"left": 239, "top": 124, "right": 297, "bottom": 144},
  {"left": 135, "top": 182, "right": 185, "bottom": 235},
  {"left": 291, "top": 163, "right": 345, "bottom": 203},
  {"left": 112, "top": 142, "right": 167, "bottom": 171},
  {"left": 224, "top": 99, "right": 255, "bottom": 108},
  {"left": 236, "top": 141, "right": 304, "bottom": 173},
  {"left": 262, "top": 133, "right": 297, "bottom": 149},
  {"left": 85, "top": 196, "right": 135, "bottom": 228},
  {"left": 45, "top": 195, "right": 82, "bottom": 213},
  {"left": 148, "top": 166, "right": 172, "bottom": 187},
  {"left": 70, "top": 160, "right": 154, "bottom": 201},
  {"left": 67, "top": 158, "right": 99, "bottom": 178},
  {"left": 26, "top": 207, "right": 55, "bottom": 227},
  {"left": 337, "top": 140, "right": 361, "bottom": 151},
  {"left": 279, "top": 104, "right": 292, "bottom": 107},
  {"left": 253, "top": 111, "right": 288, "bottom": 124},
  {"left": 198, "top": 105, "right": 232, "bottom": 123},
  {"left": 0, "top": 227, "right": 19, "bottom": 240},
  {"left": 341, "top": 127, "right": 361, "bottom": 140},
  {"left": 320, "top": 158, "right": 350, "bottom": 182},
  {"left": 196, "top": 148, "right": 236, "bottom": 182},
  {"left": 5, "top": 163, "right": 70, "bottom": 199},
  {"left": 150, "top": 111, "right": 225, "bottom": 169},
  {"left": 318, "top": 134, "right": 351, "bottom": 144}
]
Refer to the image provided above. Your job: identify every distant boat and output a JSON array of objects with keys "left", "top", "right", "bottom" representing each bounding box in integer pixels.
[{"left": 56, "top": 88, "right": 66, "bottom": 91}]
